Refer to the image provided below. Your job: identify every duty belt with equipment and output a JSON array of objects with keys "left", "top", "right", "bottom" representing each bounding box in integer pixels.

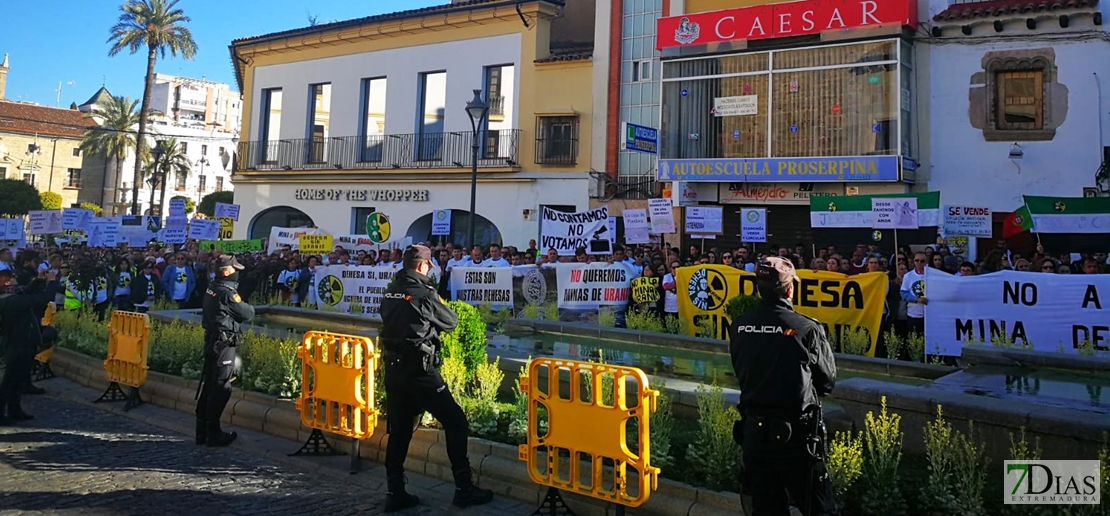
[
  {"left": 195, "top": 330, "right": 242, "bottom": 400},
  {"left": 380, "top": 337, "right": 441, "bottom": 373}
]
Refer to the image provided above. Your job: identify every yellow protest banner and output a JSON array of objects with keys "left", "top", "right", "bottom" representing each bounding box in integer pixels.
[
  {"left": 299, "top": 234, "right": 334, "bottom": 254},
  {"left": 217, "top": 218, "right": 234, "bottom": 240},
  {"left": 676, "top": 265, "right": 887, "bottom": 356},
  {"left": 631, "top": 276, "right": 660, "bottom": 304}
]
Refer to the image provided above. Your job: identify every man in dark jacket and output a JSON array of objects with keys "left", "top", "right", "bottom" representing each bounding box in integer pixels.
[
  {"left": 378, "top": 245, "right": 493, "bottom": 513},
  {"left": 197, "top": 255, "right": 254, "bottom": 447},
  {"left": 129, "top": 259, "right": 163, "bottom": 313},
  {"left": 730, "top": 257, "right": 839, "bottom": 516},
  {"left": 0, "top": 268, "right": 60, "bottom": 425}
]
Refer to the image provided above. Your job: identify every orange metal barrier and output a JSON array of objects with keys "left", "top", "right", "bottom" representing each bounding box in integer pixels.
[
  {"left": 293, "top": 331, "right": 379, "bottom": 472},
  {"left": 518, "top": 358, "right": 661, "bottom": 509},
  {"left": 94, "top": 311, "right": 152, "bottom": 410},
  {"left": 41, "top": 302, "right": 55, "bottom": 326}
]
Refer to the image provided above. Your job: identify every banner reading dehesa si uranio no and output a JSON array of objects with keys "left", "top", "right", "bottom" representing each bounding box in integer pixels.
[{"left": 676, "top": 265, "right": 888, "bottom": 356}]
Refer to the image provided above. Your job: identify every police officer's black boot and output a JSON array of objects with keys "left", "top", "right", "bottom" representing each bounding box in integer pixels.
[
  {"left": 451, "top": 467, "right": 493, "bottom": 508},
  {"left": 20, "top": 382, "right": 45, "bottom": 395},
  {"left": 384, "top": 475, "right": 419, "bottom": 513},
  {"left": 195, "top": 419, "right": 207, "bottom": 445}
]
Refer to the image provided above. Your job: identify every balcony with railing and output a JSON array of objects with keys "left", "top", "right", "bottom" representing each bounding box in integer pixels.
[
  {"left": 488, "top": 96, "right": 506, "bottom": 121},
  {"left": 236, "top": 130, "right": 521, "bottom": 172}
]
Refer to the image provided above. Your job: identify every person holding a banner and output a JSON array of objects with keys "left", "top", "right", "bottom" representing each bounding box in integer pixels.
[
  {"left": 730, "top": 257, "right": 839, "bottom": 516},
  {"left": 378, "top": 245, "right": 493, "bottom": 512}
]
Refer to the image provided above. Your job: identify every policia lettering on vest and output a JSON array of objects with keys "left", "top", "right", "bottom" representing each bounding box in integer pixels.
[
  {"left": 377, "top": 245, "right": 493, "bottom": 513},
  {"left": 729, "top": 257, "right": 840, "bottom": 516}
]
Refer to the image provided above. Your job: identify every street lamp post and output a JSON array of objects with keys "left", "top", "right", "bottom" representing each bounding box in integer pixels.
[
  {"left": 196, "top": 156, "right": 209, "bottom": 208},
  {"left": 465, "top": 89, "right": 490, "bottom": 249}
]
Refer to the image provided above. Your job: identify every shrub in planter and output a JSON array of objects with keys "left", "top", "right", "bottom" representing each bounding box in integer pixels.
[
  {"left": 860, "top": 396, "right": 906, "bottom": 515},
  {"left": 828, "top": 430, "right": 864, "bottom": 502},
  {"left": 440, "top": 300, "right": 487, "bottom": 381},
  {"left": 724, "top": 294, "right": 760, "bottom": 322},
  {"left": 685, "top": 384, "right": 741, "bottom": 492}
]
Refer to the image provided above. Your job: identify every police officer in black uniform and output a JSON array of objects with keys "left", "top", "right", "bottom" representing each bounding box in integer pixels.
[
  {"left": 379, "top": 245, "right": 493, "bottom": 513},
  {"left": 730, "top": 256, "right": 839, "bottom": 516},
  {"left": 0, "top": 267, "right": 58, "bottom": 425},
  {"left": 197, "top": 254, "right": 254, "bottom": 447}
]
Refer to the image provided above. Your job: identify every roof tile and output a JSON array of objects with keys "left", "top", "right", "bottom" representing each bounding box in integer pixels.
[
  {"left": 933, "top": 0, "right": 1100, "bottom": 22},
  {"left": 0, "top": 101, "right": 97, "bottom": 139}
]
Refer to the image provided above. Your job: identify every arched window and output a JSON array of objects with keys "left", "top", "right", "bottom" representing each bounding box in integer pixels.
[
  {"left": 405, "top": 210, "right": 502, "bottom": 248},
  {"left": 249, "top": 206, "right": 314, "bottom": 239}
]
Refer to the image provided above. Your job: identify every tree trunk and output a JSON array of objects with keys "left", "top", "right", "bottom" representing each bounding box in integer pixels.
[{"left": 132, "top": 45, "right": 158, "bottom": 215}]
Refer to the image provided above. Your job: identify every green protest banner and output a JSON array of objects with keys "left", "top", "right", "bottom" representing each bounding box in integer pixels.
[{"left": 200, "top": 239, "right": 264, "bottom": 253}]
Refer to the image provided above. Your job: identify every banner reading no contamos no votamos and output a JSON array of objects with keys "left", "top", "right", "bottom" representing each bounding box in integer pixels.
[{"left": 676, "top": 265, "right": 888, "bottom": 356}]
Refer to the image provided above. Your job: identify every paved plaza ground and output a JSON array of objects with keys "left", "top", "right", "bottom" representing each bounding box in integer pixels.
[{"left": 0, "top": 377, "right": 529, "bottom": 515}]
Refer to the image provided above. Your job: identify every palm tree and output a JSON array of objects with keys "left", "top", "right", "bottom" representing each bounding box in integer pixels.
[
  {"left": 144, "top": 138, "right": 191, "bottom": 216},
  {"left": 107, "top": 0, "right": 197, "bottom": 215},
  {"left": 80, "top": 95, "right": 143, "bottom": 215}
]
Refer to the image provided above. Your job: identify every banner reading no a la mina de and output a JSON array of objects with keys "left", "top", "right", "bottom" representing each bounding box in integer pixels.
[
  {"left": 925, "top": 268, "right": 1109, "bottom": 356},
  {"left": 676, "top": 265, "right": 888, "bottom": 356}
]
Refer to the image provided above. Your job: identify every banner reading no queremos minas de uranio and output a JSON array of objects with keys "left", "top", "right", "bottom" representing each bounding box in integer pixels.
[
  {"left": 554, "top": 262, "right": 634, "bottom": 310},
  {"left": 540, "top": 205, "right": 610, "bottom": 256},
  {"left": 925, "top": 268, "right": 1109, "bottom": 356},
  {"left": 449, "top": 268, "right": 514, "bottom": 310},
  {"left": 809, "top": 191, "right": 940, "bottom": 250},
  {"left": 675, "top": 265, "right": 888, "bottom": 356}
]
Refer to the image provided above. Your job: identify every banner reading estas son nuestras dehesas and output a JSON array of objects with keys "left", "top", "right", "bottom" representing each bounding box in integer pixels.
[
  {"left": 676, "top": 265, "right": 887, "bottom": 356},
  {"left": 449, "top": 268, "right": 513, "bottom": 310},
  {"left": 925, "top": 268, "right": 1109, "bottom": 356}
]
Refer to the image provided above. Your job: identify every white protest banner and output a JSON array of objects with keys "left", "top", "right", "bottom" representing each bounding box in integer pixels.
[
  {"left": 943, "top": 205, "right": 992, "bottom": 237},
  {"left": 334, "top": 234, "right": 378, "bottom": 252},
  {"left": 540, "top": 205, "right": 610, "bottom": 256},
  {"left": 685, "top": 206, "right": 724, "bottom": 235},
  {"left": 214, "top": 202, "right": 241, "bottom": 221},
  {"left": 159, "top": 226, "right": 187, "bottom": 244},
  {"left": 267, "top": 226, "right": 325, "bottom": 253},
  {"left": 0, "top": 218, "right": 24, "bottom": 241},
  {"left": 449, "top": 268, "right": 514, "bottom": 309},
  {"left": 29, "top": 211, "right": 63, "bottom": 235},
  {"left": 925, "top": 268, "right": 1110, "bottom": 356},
  {"left": 625, "top": 227, "right": 651, "bottom": 244},
  {"left": 648, "top": 198, "right": 676, "bottom": 234},
  {"left": 169, "top": 198, "right": 186, "bottom": 217},
  {"left": 554, "top": 262, "right": 633, "bottom": 310},
  {"left": 62, "top": 208, "right": 94, "bottom": 231},
  {"left": 741, "top": 208, "right": 767, "bottom": 243},
  {"left": 165, "top": 216, "right": 188, "bottom": 229},
  {"left": 87, "top": 218, "right": 120, "bottom": 247},
  {"left": 188, "top": 219, "right": 220, "bottom": 241},
  {"left": 119, "top": 216, "right": 161, "bottom": 247},
  {"left": 312, "top": 265, "right": 397, "bottom": 318},
  {"left": 872, "top": 197, "right": 919, "bottom": 229},
  {"left": 623, "top": 209, "right": 648, "bottom": 229},
  {"left": 431, "top": 209, "right": 452, "bottom": 236}
]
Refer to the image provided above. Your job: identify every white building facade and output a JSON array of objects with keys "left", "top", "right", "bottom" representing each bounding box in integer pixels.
[
  {"left": 230, "top": 1, "right": 593, "bottom": 247},
  {"left": 925, "top": 0, "right": 1110, "bottom": 213}
]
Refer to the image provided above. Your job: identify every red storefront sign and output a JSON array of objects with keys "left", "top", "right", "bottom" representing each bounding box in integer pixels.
[{"left": 657, "top": 0, "right": 918, "bottom": 50}]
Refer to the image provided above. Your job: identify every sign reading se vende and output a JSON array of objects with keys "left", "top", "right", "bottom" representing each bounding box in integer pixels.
[{"left": 656, "top": 0, "right": 918, "bottom": 50}]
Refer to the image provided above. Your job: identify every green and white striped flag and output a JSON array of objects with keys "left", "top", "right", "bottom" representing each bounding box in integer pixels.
[
  {"left": 1023, "top": 195, "right": 1110, "bottom": 234},
  {"left": 809, "top": 192, "right": 941, "bottom": 228}
]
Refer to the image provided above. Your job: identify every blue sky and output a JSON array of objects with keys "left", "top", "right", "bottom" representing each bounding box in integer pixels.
[{"left": 0, "top": 0, "right": 442, "bottom": 107}]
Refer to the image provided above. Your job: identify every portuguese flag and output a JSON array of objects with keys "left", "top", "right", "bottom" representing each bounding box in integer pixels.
[
  {"left": 1023, "top": 195, "right": 1110, "bottom": 253},
  {"left": 1001, "top": 205, "right": 1033, "bottom": 239},
  {"left": 809, "top": 192, "right": 940, "bottom": 252}
]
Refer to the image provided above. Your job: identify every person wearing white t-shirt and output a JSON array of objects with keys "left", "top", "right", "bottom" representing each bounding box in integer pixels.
[
  {"left": 900, "top": 251, "right": 929, "bottom": 336},
  {"left": 445, "top": 248, "right": 466, "bottom": 273},
  {"left": 662, "top": 259, "right": 680, "bottom": 321},
  {"left": 456, "top": 246, "right": 487, "bottom": 268},
  {"left": 482, "top": 245, "right": 510, "bottom": 268}
]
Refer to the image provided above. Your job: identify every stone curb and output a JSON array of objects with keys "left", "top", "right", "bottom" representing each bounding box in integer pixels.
[
  {"left": 517, "top": 319, "right": 957, "bottom": 380},
  {"left": 49, "top": 347, "right": 745, "bottom": 516},
  {"left": 961, "top": 345, "right": 1110, "bottom": 372}
]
